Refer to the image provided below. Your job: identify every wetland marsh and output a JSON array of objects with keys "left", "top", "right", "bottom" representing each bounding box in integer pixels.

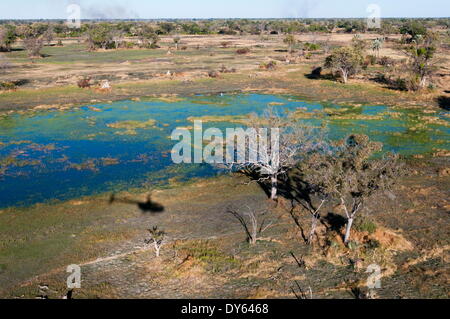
[{"left": 0, "top": 93, "right": 448, "bottom": 208}]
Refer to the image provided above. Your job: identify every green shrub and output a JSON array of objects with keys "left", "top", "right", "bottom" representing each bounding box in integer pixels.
[
  {"left": 0, "top": 81, "right": 16, "bottom": 90},
  {"left": 379, "top": 56, "right": 395, "bottom": 67},
  {"left": 365, "top": 239, "right": 381, "bottom": 249},
  {"left": 304, "top": 42, "right": 321, "bottom": 51},
  {"left": 236, "top": 47, "right": 250, "bottom": 55},
  {"left": 366, "top": 55, "right": 377, "bottom": 65},
  {"left": 259, "top": 61, "right": 277, "bottom": 70},
  {"left": 354, "top": 216, "right": 377, "bottom": 234},
  {"left": 179, "top": 241, "right": 238, "bottom": 273}
]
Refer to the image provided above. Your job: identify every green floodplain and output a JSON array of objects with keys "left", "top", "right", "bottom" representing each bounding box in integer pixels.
[{"left": 0, "top": 93, "right": 449, "bottom": 209}]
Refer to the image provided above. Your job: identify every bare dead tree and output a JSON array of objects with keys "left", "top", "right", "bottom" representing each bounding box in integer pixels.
[
  {"left": 226, "top": 107, "right": 327, "bottom": 200},
  {"left": 290, "top": 252, "right": 312, "bottom": 299},
  {"left": 307, "top": 199, "right": 326, "bottom": 244},
  {"left": 43, "top": 26, "right": 54, "bottom": 46},
  {"left": 227, "top": 206, "right": 275, "bottom": 245},
  {"left": 23, "top": 33, "right": 46, "bottom": 58},
  {"left": 321, "top": 34, "right": 333, "bottom": 55},
  {"left": 291, "top": 281, "right": 313, "bottom": 300},
  {"left": 112, "top": 29, "right": 125, "bottom": 49}
]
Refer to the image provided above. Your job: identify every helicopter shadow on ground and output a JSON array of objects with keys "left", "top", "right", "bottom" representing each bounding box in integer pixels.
[{"left": 108, "top": 193, "right": 165, "bottom": 214}]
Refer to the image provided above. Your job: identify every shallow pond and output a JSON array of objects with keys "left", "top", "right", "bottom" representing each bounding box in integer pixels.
[{"left": 0, "top": 94, "right": 449, "bottom": 208}]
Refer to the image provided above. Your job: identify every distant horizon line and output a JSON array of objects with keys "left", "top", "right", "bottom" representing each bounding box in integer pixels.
[{"left": 1, "top": 16, "right": 449, "bottom": 20}]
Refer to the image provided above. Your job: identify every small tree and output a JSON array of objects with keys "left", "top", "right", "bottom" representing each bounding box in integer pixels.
[
  {"left": 77, "top": 76, "right": 92, "bottom": 88},
  {"left": 137, "top": 24, "right": 159, "bottom": 49},
  {"left": 371, "top": 38, "right": 384, "bottom": 58},
  {"left": 0, "top": 25, "right": 17, "bottom": 52},
  {"left": 400, "top": 21, "right": 427, "bottom": 43},
  {"left": 283, "top": 34, "right": 297, "bottom": 53},
  {"left": 43, "top": 26, "right": 54, "bottom": 46},
  {"left": 308, "top": 135, "right": 403, "bottom": 245},
  {"left": 173, "top": 36, "right": 181, "bottom": 50},
  {"left": 145, "top": 226, "right": 166, "bottom": 257},
  {"left": 324, "top": 47, "right": 364, "bottom": 84},
  {"left": 351, "top": 35, "right": 367, "bottom": 52},
  {"left": 85, "top": 24, "right": 115, "bottom": 50},
  {"left": 20, "top": 24, "right": 53, "bottom": 58},
  {"left": 294, "top": 150, "right": 333, "bottom": 244},
  {"left": 112, "top": 30, "right": 125, "bottom": 49},
  {"left": 403, "top": 34, "right": 438, "bottom": 90}
]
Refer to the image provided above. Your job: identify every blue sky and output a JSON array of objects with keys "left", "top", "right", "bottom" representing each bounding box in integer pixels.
[{"left": 0, "top": 0, "right": 449, "bottom": 19}]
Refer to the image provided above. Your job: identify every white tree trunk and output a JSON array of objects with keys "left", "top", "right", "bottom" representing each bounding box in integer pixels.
[
  {"left": 154, "top": 242, "right": 161, "bottom": 257},
  {"left": 307, "top": 200, "right": 325, "bottom": 245},
  {"left": 341, "top": 70, "right": 348, "bottom": 84},
  {"left": 270, "top": 176, "right": 278, "bottom": 200},
  {"left": 308, "top": 216, "right": 319, "bottom": 245},
  {"left": 419, "top": 76, "right": 427, "bottom": 89},
  {"left": 344, "top": 218, "right": 354, "bottom": 244}
]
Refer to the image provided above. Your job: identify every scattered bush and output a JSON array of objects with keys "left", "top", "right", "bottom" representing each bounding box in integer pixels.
[
  {"left": 354, "top": 216, "right": 377, "bottom": 234},
  {"left": 283, "top": 34, "right": 297, "bottom": 52},
  {"left": 351, "top": 35, "right": 367, "bottom": 51},
  {"left": 366, "top": 55, "right": 377, "bottom": 66},
  {"left": 259, "top": 61, "right": 277, "bottom": 70},
  {"left": 77, "top": 77, "right": 92, "bottom": 88},
  {"left": 117, "top": 41, "right": 136, "bottom": 49},
  {"left": 378, "top": 56, "right": 395, "bottom": 67},
  {"left": 218, "top": 28, "right": 237, "bottom": 35},
  {"left": 208, "top": 70, "right": 220, "bottom": 78},
  {"left": 176, "top": 241, "right": 238, "bottom": 273},
  {"left": 304, "top": 42, "right": 321, "bottom": 51},
  {"left": 236, "top": 47, "right": 250, "bottom": 55},
  {"left": 0, "top": 81, "right": 16, "bottom": 91},
  {"left": 365, "top": 239, "right": 381, "bottom": 249},
  {"left": 219, "top": 65, "right": 236, "bottom": 73}
]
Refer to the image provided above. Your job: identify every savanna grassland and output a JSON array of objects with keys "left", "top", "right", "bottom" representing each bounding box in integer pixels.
[
  {"left": 0, "top": 19, "right": 449, "bottom": 299},
  {"left": 0, "top": 32, "right": 449, "bottom": 112}
]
